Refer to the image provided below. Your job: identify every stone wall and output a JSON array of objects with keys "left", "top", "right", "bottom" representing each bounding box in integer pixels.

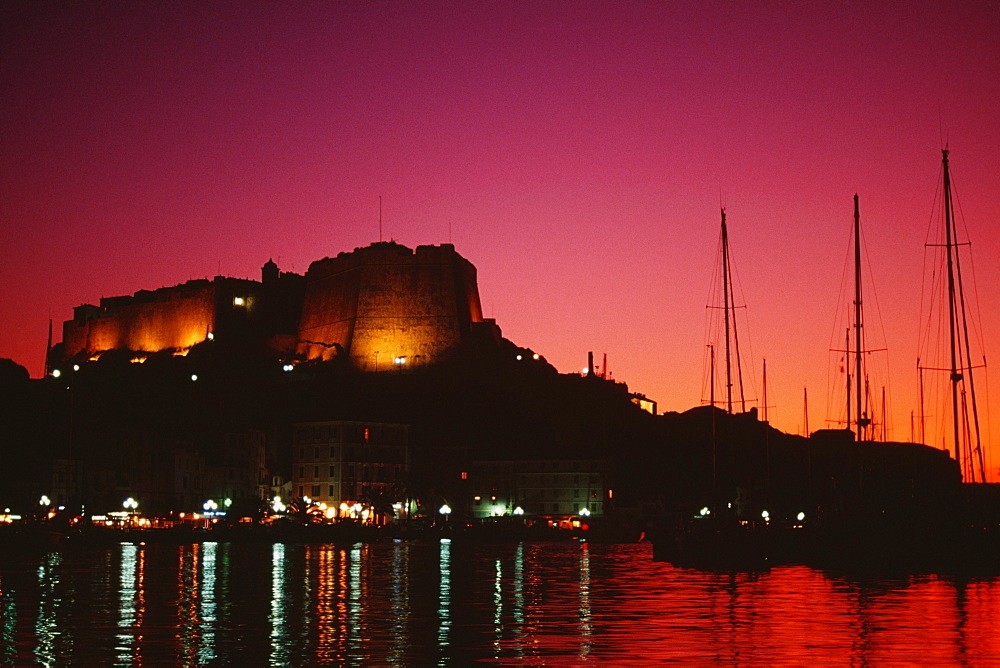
[
  {"left": 297, "top": 242, "right": 484, "bottom": 370},
  {"left": 60, "top": 278, "right": 261, "bottom": 359}
]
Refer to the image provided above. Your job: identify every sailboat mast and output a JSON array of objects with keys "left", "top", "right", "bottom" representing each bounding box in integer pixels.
[
  {"left": 721, "top": 209, "right": 733, "bottom": 413},
  {"left": 845, "top": 328, "right": 851, "bottom": 433},
  {"left": 804, "top": 387, "right": 809, "bottom": 436},
  {"left": 709, "top": 344, "right": 715, "bottom": 408},
  {"left": 762, "top": 358, "right": 768, "bottom": 423},
  {"left": 942, "top": 149, "right": 962, "bottom": 464},
  {"left": 853, "top": 194, "right": 865, "bottom": 442},
  {"left": 940, "top": 149, "right": 986, "bottom": 481}
]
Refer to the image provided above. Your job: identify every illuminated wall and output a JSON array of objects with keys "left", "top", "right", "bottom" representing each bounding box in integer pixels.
[
  {"left": 298, "top": 242, "right": 485, "bottom": 370},
  {"left": 58, "top": 243, "right": 487, "bottom": 371},
  {"left": 60, "top": 278, "right": 260, "bottom": 360}
]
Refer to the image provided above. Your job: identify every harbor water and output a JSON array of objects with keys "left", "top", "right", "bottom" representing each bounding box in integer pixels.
[{"left": 2, "top": 540, "right": 999, "bottom": 664}]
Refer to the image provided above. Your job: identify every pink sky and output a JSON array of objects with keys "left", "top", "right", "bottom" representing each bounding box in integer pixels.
[{"left": 3, "top": 2, "right": 999, "bottom": 479}]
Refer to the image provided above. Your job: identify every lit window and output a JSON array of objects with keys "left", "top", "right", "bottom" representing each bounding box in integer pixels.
[
  {"left": 461, "top": 471, "right": 468, "bottom": 480},
  {"left": 233, "top": 297, "right": 245, "bottom": 306}
]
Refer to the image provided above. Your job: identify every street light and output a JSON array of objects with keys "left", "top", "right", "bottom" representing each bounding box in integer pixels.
[
  {"left": 272, "top": 496, "right": 286, "bottom": 513},
  {"left": 123, "top": 497, "right": 138, "bottom": 526}
]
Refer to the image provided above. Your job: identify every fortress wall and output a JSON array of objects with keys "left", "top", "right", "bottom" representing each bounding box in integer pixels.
[
  {"left": 297, "top": 253, "right": 363, "bottom": 361},
  {"left": 61, "top": 282, "right": 229, "bottom": 359},
  {"left": 121, "top": 287, "right": 215, "bottom": 352},
  {"left": 297, "top": 242, "right": 485, "bottom": 369}
]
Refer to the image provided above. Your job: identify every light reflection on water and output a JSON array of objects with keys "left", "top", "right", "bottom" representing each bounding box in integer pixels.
[{"left": 2, "top": 541, "right": 1000, "bottom": 664}]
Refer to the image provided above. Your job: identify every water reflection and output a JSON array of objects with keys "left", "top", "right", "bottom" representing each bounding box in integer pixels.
[
  {"left": 438, "top": 539, "right": 452, "bottom": 664},
  {"left": 2, "top": 542, "right": 999, "bottom": 663},
  {"left": 35, "top": 551, "right": 62, "bottom": 665},
  {"left": 199, "top": 542, "right": 217, "bottom": 664},
  {"left": 578, "top": 542, "right": 592, "bottom": 660},
  {"left": 269, "top": 542, "right": 287, "bottom": 664},
  {"left": 116, "top": 543, "right": 144, "bottom": 664}
]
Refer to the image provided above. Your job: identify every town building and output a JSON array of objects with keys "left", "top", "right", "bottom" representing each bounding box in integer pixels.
[
  {"left": 291, "top": 421, "right": 409, "bottom": 521},
  {"left": 467, "top": 458, "right": 609, "bottom": 521}
]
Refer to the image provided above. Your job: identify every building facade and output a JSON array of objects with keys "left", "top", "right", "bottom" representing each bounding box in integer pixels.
[
  {"left": 297, "top": 242, "right": 489, "bottom": 369},
  {"left": 468, "top": 458, "right": 608, "bottom": 520},
  {"left": 291, "top": 421, "right": 409, "bottom": 519}
]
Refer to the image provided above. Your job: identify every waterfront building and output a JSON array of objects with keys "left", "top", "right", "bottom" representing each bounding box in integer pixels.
[
  {"left": 291, "top": 421, "right": 409, "bottom": 521},
  {"left": 468, "top": 458, "right": 608, "bottom": 521}
]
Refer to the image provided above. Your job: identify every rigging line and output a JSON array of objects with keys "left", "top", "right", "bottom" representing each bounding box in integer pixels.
[
  {"left": 951, "top": 180, "right": 990, "bottom": 355},
  {"left": 858, "top": 218, "right": 894, "bottom": 431},
  {"left": 953, "top": 228, "right": 986, "bottom": 481},
  {"left": 918, "top": 163, "right": 948, "bottom": 364},
  {"left": 727, "top": 242, "right": 760, "bottom": 403},
  {"left": 826, "top": 209, "right": 859, "bottom": 427}
]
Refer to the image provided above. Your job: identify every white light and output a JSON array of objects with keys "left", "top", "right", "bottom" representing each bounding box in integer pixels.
[
  {"left": 123, "top": 497, "right": 138, "bottom": 510},
  {"left": 283, "top": 364, "right": 294, "bottom": 372},
  {"left": 761, "top": 510, "right": 770, "bottom": 520},
  {"left": 516, "top": 355, "right": 522, "bottom": 361},
  {"left": 439, "top": 504, "right": 452, "bottom": 515},
  {"left": 582, "top": 368, "right": 589, "bottom": 375},
  {"left": 513, "top": 506, "right": 524, "bottom": 515},
  {"left": 191, "top": 374, "right": 198, "bottom": 381},
  {"left": 72, "top": 364, "right": 80, "bottom": 371},
  {"left": 797, "top": 511, "right": 805, "bottom": 521},
  {"left": 203, "top": 499, "right": 218, "bottom": 511},
  {"left": 233, "top": 296, "right": 245, "bottom": 306},
  {"left": 207, "top": 332, "right": 214, "bottom": 340},
  {"left": 699, "top": 506, "right": 710, "bottom": 516},
  {"left": 394, "top": 356, "right": 406, "bottom": 364},
  {"left": 303, "top": 496, "right": 311, "bottom": 504},
  {"left": 532, "top": 354, "right": 539, "bottom": 360},
  {"left": 39, "top": 495, "right": 51, "bottom": 507},
  {"left": 52, "top": 369, "right": 61, "bottom": 378},
  {"left": 579, "top": 508, "right": 591, "bottom": 517}
]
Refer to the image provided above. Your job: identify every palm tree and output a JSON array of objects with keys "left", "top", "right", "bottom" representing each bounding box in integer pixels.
[
  {"left": 285, "top": 496, "right": 323, "bottom": 525},
  {"left": 359, "top": 487, "right": 398, "bottom": 526}
]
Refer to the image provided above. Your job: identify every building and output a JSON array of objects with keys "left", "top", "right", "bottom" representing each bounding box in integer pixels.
[
  {"left": 468, "top": 458, "right": 608, "bottom": 521},
  {"left": 53, "top": 242, "right": 498, "bottom": 373},
  {"left": 55, "top": 257, "right": 306, "bottom": 365},
  {"left": 297, "top": 241, "right": 495, "bottom": 369},
  {"left": 291, "top": 421, "right": 409, "bottom": 521}
]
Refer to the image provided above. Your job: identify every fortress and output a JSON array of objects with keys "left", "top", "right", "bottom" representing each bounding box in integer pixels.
[{"left": 54, "top": 242, "right": 500, "bottom": 370}]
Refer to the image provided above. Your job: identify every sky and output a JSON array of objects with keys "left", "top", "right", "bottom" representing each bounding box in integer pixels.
[{"left": 3, "top": 1, "right": 999, "bottom": 479}]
